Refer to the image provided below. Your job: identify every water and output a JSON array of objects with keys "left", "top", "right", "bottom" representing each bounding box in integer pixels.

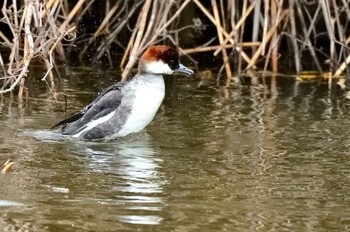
[{"left": 1, "top": 68, "right": 350, "bottom": 231}]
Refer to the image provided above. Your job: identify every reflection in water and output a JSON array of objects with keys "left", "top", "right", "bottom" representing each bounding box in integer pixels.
[
  {"left": 3, "top": 72, "right": 350, "bottom": 230},
  {"left": 0, "top": 200, "right": 24, "bottom": 207},
  {"left": 77, "top": 134, "right": 165, "bottom": 225}
]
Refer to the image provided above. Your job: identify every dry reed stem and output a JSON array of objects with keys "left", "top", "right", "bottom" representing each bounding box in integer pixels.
[
  {"left": 192, "top": 0, "right": 254, "bottom": 66},
  {"left": 141, "top": 0, "right": 191, "bottom": 50},
  {"left": 90, "top": 1, "right": 144, "bottom": 62},
  {"left": 235, "top": 0, "right": 243, "bottom": 75},
  {"left": 120, "top": 1, "right": 156, "bottom": 69},
  {"left": 0, "top": 0, "right": 36, "bottom": 95},
  {"left": 42, "top": 26, "right": 76, "bottom": 83},
  {"left": 295, "top": 1, "right": 322, "bottom": 73},
  {"left": 0, "top": 32, "right": 11, "bottom": 45},
  {"left": 0, "top": 0, "right": 80, "bottom": 97},
  {"left": 138, "top": 0, "right": 159, "bottom": 53},
  {"left": 331, "top": 0, "right": 347, "bottom": 70},
  {"left": 264, "top": 0, "right": 285, "bottom": 73},
  {"left": 346, "top": 36, "right": 350, "bottom": 45},
  {"left": 329, "top": 18, "right": 335, "bottom": 88},
  {"left": 120, "top": 25, "right": 138, "bottom": 69},
  {"left": 335, "top": 55, "right": 350, "bottom": 77},
  {"left": 91, "top": 2, "right": 120, "bottom": 41},
  {"left": 0, "top": 53, "right": 5, "bottom": 75},
  {"left": 211, "top": 0, "right": 232, "bottom": 86},
  {"left": 320, "top": 0, "right": 334, "bottom": 41},
  {"left": 288, "top": 0, "right": 301, "bottom": 74},
  {"left": 251, "top": 0, "right": 261, "bottom": 54},
  {"left": 40, "top": 0, "right": 59, "bottom": 19},
  {"left": 246, "top": 10, "right": 288, "bottom": 70},
  {"left": 270, "top": 0, "right": 279, "bottom": 72},
  {"left": 1, "top": 0, "right": 349, "bottom": 95},
  {"left": 213, "top": 1, "right": 256, "bottom": 56},
  {"left": 59, "top": 0, "right": 85, "bottom": 31},
  {"left": 121, "top": 0, "right": 152, "bottom": 81},
  {"left": 262, "top": 0, "right": 270, "bottom": 55},
  {"left": 183, "top": 43, "right": 261, "bottom": 54},
  {"left": 302, "top": 4, "right": 320, "bottom": 52},
  {"left": 121, "top": 0, "right": 191, "bottom": 80}
]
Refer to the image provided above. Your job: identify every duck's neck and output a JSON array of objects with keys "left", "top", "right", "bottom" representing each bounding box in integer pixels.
[{"left": 131, "top": 73, "right": 165, "bottom": 86}]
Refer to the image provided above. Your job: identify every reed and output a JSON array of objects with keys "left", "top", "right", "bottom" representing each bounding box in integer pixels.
[
  {"left": 0, "top": 0, "right": 350, "bottom": 98},
  {"left": 0, "top": 0, "right": 80, "bottom": 101}
]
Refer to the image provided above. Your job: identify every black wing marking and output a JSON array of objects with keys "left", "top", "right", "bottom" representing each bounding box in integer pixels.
[
  {"left": 52, "top": 82, "right": 126, "bottom": 134},
  {"left": 51, "top": 111, "right": 84, "bottom": 129}
]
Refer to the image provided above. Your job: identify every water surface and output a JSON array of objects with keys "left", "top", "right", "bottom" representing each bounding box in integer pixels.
[{"left": 1, "top": 68, "right": 350, "bottom": 231}]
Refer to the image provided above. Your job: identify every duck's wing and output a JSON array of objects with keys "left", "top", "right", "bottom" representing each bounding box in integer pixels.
[{"left": 52, "top": 82, "right": 126, "bottom": 133}]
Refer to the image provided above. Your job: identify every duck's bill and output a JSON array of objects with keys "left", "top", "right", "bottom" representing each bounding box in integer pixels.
[{"left": 175, "top": 64, "right": 194, "bottom": 75}]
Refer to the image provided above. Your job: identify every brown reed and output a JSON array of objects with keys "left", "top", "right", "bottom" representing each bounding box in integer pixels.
[
  {"left": 1, "top": 0, "right": 350, "bottom": 98},
  {"left": 0, "top": 0, "right": 82, "bottom": 101}
]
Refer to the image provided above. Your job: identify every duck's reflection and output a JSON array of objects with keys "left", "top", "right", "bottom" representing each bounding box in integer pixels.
[{"left": 76, "top": 133, "right": 165, "bottom": 225}]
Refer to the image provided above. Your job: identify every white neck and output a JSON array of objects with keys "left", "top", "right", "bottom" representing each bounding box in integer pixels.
[{"left": 140, "top": 60, "right": 174, "bottom": 75}]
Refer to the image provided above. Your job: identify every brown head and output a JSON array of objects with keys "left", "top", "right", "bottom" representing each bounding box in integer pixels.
[{"left": 138, "top": 45, "right": 193, "bottom": 75}]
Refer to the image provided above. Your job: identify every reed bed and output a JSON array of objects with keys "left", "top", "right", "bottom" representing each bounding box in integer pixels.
[
  {"left": 0, "top": 0, "right": 350, "bottom": 99},
  {"left": 0, "top": 0, "right": 86, "bottom": 100}
]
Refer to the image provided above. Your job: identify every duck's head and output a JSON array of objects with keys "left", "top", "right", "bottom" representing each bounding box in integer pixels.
[{"left": 139, "top": 45, "right": 194, "bottom": 75}]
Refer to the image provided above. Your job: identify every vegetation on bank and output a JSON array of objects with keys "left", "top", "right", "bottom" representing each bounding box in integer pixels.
[{"left": 0, "top": 0, "right": 350, "bottom": 100}]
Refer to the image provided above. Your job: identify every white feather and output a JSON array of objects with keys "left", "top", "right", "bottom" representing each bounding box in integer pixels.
[
  {"left": 73, "top": 111, "right": 115, "bottom": 138},
  {"left": 115, "top": 78, "right": 165, "bottom": 137},
  {"left": 144, "top": 60, "right": 173, "bottom": 74}
]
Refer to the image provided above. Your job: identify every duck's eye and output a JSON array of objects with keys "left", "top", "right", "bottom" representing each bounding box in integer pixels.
[{"left": 168, "top": 60, "right": 179, "bottom": 69}]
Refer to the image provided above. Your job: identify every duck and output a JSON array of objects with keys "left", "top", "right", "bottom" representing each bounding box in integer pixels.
[{"left": 52, "top": 45, "right": 194, "bottom": 140}]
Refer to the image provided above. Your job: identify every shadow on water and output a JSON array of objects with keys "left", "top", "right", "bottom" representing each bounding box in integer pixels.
[{"left": 2, "top": 68, "right": 350, "bottom": 231}]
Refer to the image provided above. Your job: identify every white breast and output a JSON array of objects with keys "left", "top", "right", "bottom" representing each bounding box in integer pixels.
[{"left": 115, "top": 76, "right": 165, "bottom": 137}]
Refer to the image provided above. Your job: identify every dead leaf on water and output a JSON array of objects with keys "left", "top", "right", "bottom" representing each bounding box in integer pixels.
[{"left": 1, "top": 159, "right": 14, "bottom": 174}]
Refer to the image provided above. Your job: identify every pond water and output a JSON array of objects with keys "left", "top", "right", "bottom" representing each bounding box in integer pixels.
[{"left": 1, "top": 67, "right": 350, "bottom": 231}]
